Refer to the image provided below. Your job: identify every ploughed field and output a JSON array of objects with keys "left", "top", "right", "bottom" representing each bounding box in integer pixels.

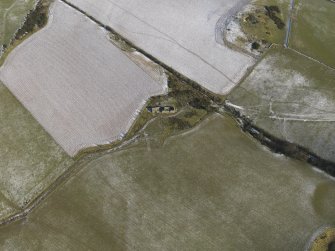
[
  {"left": 0, "top": 0, "right": 166, "bottom": 156},
  {"left": 227, "top": 47, "right": 335, "bottom": 163},
  {"left": 66, "top": 0, "right": 255, "bottom": 94},
  {"left": 0, "top": 114, "right": 334, "bottom": 250}
]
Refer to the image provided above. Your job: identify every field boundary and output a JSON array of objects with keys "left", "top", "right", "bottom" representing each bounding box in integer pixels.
[{"left": 224, "top": 101, "right": 335, "bottom": 177}]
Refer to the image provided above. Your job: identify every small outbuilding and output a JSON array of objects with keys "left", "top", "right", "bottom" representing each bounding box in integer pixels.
[{"left": 146, "top": 106, "right": 175, "bottom": 114}]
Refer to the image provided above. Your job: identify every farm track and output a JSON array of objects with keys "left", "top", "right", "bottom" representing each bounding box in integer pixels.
[
  {"left": 284, "top": 0, "right": 294, "bottom": 48},
  {"left": 288, "top": 47, "right": 335, "bottom": 72},
  {"left": 0, "top": 0, "right": 335, "bottom": 228}
]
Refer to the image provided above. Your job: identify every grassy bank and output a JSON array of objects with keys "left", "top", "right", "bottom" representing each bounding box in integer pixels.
[{"left": 0, "top": 0, "right": 51, "bottom": 66}]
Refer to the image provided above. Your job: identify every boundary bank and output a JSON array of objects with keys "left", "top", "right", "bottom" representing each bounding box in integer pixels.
[{"left": 224, "top": 102, "right": 335, "bottom": 177}]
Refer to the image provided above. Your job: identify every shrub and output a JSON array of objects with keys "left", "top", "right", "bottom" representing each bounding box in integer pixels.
[
  {"left": 264, "top": 5, "right": 285, "bottom": 30},
  {"left": 189, "top": 97, "right": 211, "bottom": 110},
  {"left": 251, "top": 42, "right": 260, "bottom": 50}
]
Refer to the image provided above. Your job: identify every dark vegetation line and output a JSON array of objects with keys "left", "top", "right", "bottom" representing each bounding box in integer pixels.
[
  {"left": 224, "top": 103, "right": 335, "bottom": 177},
  {"left": 0, "top": 0, "right": 50, "bottom": 65},
  {"left": 264, "top": 5, "right": 285, "bottom": 30},
  {"left": 14, "top": 0, "right": 49, "bottom": 41}
]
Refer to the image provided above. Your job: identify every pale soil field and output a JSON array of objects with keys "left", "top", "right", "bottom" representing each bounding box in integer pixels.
[
  {"left": 0, "top": 81, "right": 73, "bottom": 221},
  {"left": 0, "top": 0, "right": 166, "bottom": 156},
  {"left": 0, "top": 114, "right": 334, "bottom": 250},
  {"left": 66, "top": 0, "right": 256, "bottom": 94},
  {"left": 227, "top": 47, "right": 335, "bottom": 162},
  {"left": 290, "top": 0, "right": 335, "bottom": 68},
  {"left": 0, "top": 0, "right": 36, "bottom": 50}
]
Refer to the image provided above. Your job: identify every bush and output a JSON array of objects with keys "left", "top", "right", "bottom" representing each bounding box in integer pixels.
[
  {"left": 15, "top": 1, "right": 49, "bottom": 40},
  {"left": 189, "top": 97, "right": 211, "bottom": 110},
  {"left": 251, "top": 42, "right": 260, "bottom": 50},
  {"left": 266, "top": 5, "right": 280, "bottom": 13},
  {"left": 264, "top": 5, "right": 285, "bottom": 30},
  {"left": 167, "top": 117, "right": 191, "bottom": 130}
]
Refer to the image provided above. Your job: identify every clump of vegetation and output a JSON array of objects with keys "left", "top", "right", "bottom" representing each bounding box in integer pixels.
[
  {"left": 0, "top": 0, "right": 51, "bottom": 66},
  {"left": 251, "top": 41, "right": 260, "bottom": 50},
  {"left": 265, "top": 5, "right": 280, "bottom": 14},
  {"left": 264, "top": 5, "right": 285, "bottom": 30},
  {"left": 15, "top": 0, "right": 51, "bottom": 41},
  {"left": 167, "top": 74, "right": 216, "bottom": 111},
  {"left": 245, "top": 14, "right": 258, "bottom": 25},
  {"left": 109, "top": 33, "right": 135, "bottom": 52},
  {"left": 238, "top": 4, "right": 285, "bottom": 54},
  {"left": 125, "top": 73, "right": 222, "bottom": 146},
  {"left": 309, "top": 228, "right": 335, "bottom": 251},
  {"left": 166, "top": 117, "right": 192, "bottom": 131},
  {"left": 188, "top": 97, "right": 211, "bottom": 110}
]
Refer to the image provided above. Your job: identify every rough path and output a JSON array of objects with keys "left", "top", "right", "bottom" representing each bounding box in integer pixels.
[{"left": 284, "top": 0, "right": 295, "bottom": 47}]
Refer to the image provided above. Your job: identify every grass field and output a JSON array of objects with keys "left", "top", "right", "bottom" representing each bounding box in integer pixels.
[
  {"left": 224, "top": 0, "right": 290, "bottom": 56},
  {"left": 0, "top": 81, "right": 73, "bottom": 220},
  {"left": 0, "top": 113, "right": 334, "bottom": 250},
  {"left": 290, "top": 0, "right": 335, "bottom": 68},
  {"left": 241, "top": 0, "right": 290, "bottom": 45},
  {"left": 227, "top": 47, "right": 335, "bottom": 163},
  {"left": 0, "top": 0, "right": 36, "bottom": 49}
]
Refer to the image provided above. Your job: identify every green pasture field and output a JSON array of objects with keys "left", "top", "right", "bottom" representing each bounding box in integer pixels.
[
  {"left": 240, "top": 0, "right": 290, "bottom": 45},
  {"left": 0, "top": 82, "right": 73, "bottom": 220},
  {"left": 290, "top": 0, "right": 335, "bottom": 67},
  {"left": 0, "top": 114, "right": 334, "bottom": 250},
  {"left": 228, "top": 46, "right": 335, "bottom": 163}
]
